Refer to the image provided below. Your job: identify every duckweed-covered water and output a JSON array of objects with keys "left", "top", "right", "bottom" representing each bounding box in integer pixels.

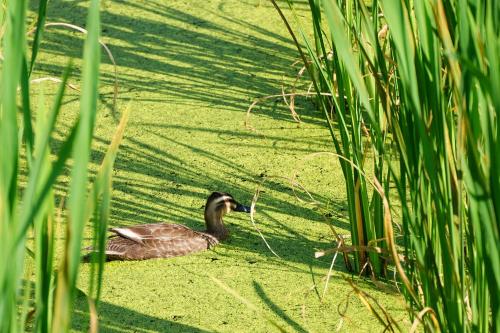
[{"left": 29, "top": 0, "right": 409, "bottom": 331}]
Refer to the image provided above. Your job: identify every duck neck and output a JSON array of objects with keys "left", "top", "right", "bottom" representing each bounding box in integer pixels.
[{"left": 204, "top": 211, "right": 229, "bottom": 240}]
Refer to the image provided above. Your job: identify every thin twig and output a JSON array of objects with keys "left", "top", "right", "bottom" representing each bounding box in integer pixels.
[
  {"left": 30, "top": 77, "right": 80, "bottom": 91},
  {"left": 250, "top": 181, "right": 281, "bottom": 259},
  {"left": 245, "top": 92, "right": 335, "bottom": 131},
  {"left": 321, "top": 241, "right": 342, "bottom": 300}
]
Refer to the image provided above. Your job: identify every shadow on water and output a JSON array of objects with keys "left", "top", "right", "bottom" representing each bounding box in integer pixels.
[
  {"left": 20, "top": 280, "right": 210, "bottom": 332},
  {"left": 71, "top": 290, "right": 211, "bottom": 333},
  {"left": 253, "top": 281, "right": 308, "bottom": 333},
  {"left": 20, "top": 280, "right": 211, "bottom": 332},
  {"left": 31, "top": 0, "right": 324, "bottom": 126}
]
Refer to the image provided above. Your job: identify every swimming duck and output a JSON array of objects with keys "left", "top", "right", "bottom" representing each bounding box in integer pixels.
[{"left": 87, "top": 192, "right": 250, "bottom": 261}]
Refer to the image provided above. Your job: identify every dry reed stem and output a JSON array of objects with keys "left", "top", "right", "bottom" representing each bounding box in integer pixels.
[
  {"left": 409, "top": 307, "right": 440, "bottom": 333},
  {"left": 346, "top": 279, "right": 401, "bottom": 332},
  {"left": 245, "top": 92, "right": 334, "bottom": 132},
  {"left": 87, "top": 296, "right": 99, "bottom": 333},
  {"left": 409, "top": 306, "right": 441, "bottom": 333},
  {"left": 250, "top": 171, "right": 337, "bottom": 259},
  {"left": 374, "top": 175, "right": 417, "bottom": 299},
  {"left": 251, "top": 167, "right": 393, "bottom": 331},
  {"left": 250, "top": 177, "right": 281, "bottom": 259},
  {"left": 281, "top": 84, "right": 300, "bottom": 122},
  {"left": 321, "top": 242, "right": 342, "bottom": 300},
  {"left": 316, "top": 244, "right": 390, "bottom": 258},
  {"left": 30, "top": 77, "right": 80, "bottom": 91}
]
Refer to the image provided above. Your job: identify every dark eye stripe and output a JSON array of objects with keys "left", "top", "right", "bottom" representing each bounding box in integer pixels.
[
  {"left": 207, "top": 195, "right": 234, "bottom": 211},
  {"left": 217, "top": 199, "right": 236, "bottom": 209}
]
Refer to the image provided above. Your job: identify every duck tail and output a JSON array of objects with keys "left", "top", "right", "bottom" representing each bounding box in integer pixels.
[
  {"left": 81, "top": 250, "right": 109, "bottom": 263},
  {"left": 81, "top": 252, "right": 93, "bottom": 263}
]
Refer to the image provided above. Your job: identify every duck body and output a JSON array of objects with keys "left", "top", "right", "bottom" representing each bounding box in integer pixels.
[
  {"left": 105, "top": 223, "right": 220, "bottom": 261},
  {"left": 87, "top": 192, "right": 250, "bottom": 261}
]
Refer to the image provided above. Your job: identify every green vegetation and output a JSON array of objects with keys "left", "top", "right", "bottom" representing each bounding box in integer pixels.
[
  {"left": 276, "top": 0, "right": 499, "bottom": 331},
  {"left": 2, "top": 0, "right": 498, "bottom": 331},
  {"left": 0, "top": 0, "right": 127, "bottom": 331},
  {"left": 2, "top": 0, "right": 411, "bottom": 331}
]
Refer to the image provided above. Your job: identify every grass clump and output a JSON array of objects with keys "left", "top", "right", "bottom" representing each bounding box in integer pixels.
[
  {"left": 274, "top": 0, "right": 500, "bottom": 331},
  {"left": 0, "top": 0, "right": 127, "bottom": 331}
]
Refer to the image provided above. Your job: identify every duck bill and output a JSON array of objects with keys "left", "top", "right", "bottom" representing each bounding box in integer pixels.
[{"left": 234, "top": 203, "right": 252, "bottom": 213}]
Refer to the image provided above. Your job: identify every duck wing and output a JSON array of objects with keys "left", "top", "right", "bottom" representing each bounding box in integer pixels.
[{"left": 109, "top": 223, "right": 199, "bottom": 244}]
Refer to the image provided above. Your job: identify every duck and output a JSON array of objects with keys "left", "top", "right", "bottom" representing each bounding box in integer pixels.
[{"left": 85, "top": 192, "right": 251, "bottom": 261}]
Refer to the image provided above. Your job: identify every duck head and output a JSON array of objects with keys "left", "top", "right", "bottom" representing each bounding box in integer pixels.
[{"left": 204, "top": 192, "right": 251, "bottom": 240}]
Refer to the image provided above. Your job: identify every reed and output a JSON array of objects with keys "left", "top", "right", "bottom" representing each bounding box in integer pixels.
[
  {"left": 272, "top": 0, "right": 388, "bottom": 276},
  {"left": 274, "top": 0, "right": 499, "bottom": 330},
  {"left": 0, "top": 0, "right": 128, "bottom": 332}
]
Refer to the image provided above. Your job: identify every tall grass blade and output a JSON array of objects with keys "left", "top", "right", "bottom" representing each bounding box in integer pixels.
[
  {"left": 0, "top": 0, "right": 27, "bottom": 331},
  {"left": 52, "top": 0, "right": 101, "bottom": 330},
  {"left": 88, "top": 105, "right": 130, "bottom": 305},
  {"left": 1, "top": 0, "right": 127, "bottom": 331},
  {"left": 20, "top": 56, "right": 34, "bottom": 164},
  {"left": 29, "top": 0, "right": 48, "bottom": 75},
  {"left": 18, "top": 63, "right": 72, "bottom": 243}
]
